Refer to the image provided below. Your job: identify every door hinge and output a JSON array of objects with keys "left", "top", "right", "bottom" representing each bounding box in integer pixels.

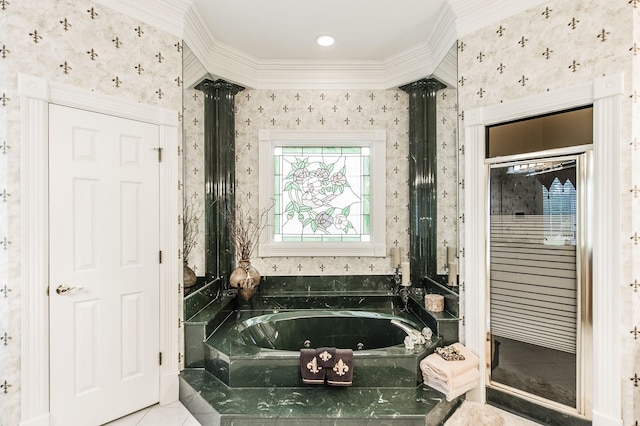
[
  {"left": 46, "top": 286, "right": 49, "bottom": 296},
  {"left": 159, "top": 250, "right": 163, "bottom": 264},
  {"left": 159, "top": 352, "right": 163, "bottom": 366},
  {"left": 154, "top": 147, "right": 163, "bottom": 162}
]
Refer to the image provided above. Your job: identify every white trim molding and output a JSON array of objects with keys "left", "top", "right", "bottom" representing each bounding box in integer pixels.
[
  {"left": 18, "top": 73, "right": 181, "bottom": 425},
  {"left": 463, "top": 73, "right": 624, "bottom": 425},
  {"left": 183, "top": 2, "right": 456, "bottom": 90},
  {"left": 591, "top": 73, "right": 624, "bottom": 426}
]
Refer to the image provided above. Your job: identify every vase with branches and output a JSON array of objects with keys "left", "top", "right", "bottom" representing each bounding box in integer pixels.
[{"left": 228, "top": 195, "right": 273, "bottom": 300}]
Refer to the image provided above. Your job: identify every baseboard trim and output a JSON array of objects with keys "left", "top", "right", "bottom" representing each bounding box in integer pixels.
[
  {"left": 160, "top": 371, "right": 180, "bottom": 405},
  {"left": 19, "top": 413, "right": 50, "bottom": 426}
]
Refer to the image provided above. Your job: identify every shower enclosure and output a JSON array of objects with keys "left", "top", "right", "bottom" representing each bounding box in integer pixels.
[{"left": 485, "top": 107, "right": 593, "bottom": 419}]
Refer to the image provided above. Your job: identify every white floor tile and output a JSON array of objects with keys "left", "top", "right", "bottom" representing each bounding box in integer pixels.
[
  {"left": 182, "top": 416, "right": 202, "bottom": 426},
  {"left": 137, "top": 404, "right": 192, "bottom": 426},
  {"left": 103, "top": 406, "right": 152, "bottom": 425}
]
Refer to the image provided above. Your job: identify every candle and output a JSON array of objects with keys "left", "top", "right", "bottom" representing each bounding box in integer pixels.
[
  {"left": 401, "top": 261, "right": 411, "bottom": 286},
  {"left": 448, "top": 261, "right": 458, "bottom": 286},
  {"left": 392, "top": 246, "right": 400, "bottom": 268},
  {"left": 447, "top": 246, "right": 456, "bottom": 263}
]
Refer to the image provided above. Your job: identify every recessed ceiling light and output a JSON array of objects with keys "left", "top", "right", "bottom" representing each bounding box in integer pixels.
[{"left": 315, "top": 35, "right": 335, "bottom": 47}]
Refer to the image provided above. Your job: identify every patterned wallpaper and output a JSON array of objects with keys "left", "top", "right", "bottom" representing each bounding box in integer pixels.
[
  {"left": 182, "top": 87, "right": 458, "bottom": 277},
  {"left": 9, "top": 0, "right": 637, "bottom": 422},
  {"left": 456, "top": 0, "right": 637, "bottom": 422},
  {"left": 182, "top": 86, "right": 206, "bottom": 274},
  {"left": 436, "top": 87, "right": 459, "bottom": 273},
  {"left": 1, "top": 1, "right": 183, "bottom": 423}
]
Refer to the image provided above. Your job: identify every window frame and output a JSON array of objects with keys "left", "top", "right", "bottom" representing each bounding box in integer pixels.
[{"left": 258, "top": 129, "right": 386, "bottom": 257}]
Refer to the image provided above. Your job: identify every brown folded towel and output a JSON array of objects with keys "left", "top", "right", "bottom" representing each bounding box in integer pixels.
[
  {"left": 300, "top": 348, "right": 325, "bottom": 384},
  {"left": 326, "top": 348, "right": 353, "bottom": 386},
  {"left": 316, "top": 347, "right": 336, "bottom": 368}
]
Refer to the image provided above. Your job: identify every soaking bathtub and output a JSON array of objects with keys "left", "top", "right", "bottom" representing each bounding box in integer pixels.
[{"left": 203, "top": 304, "right": 439, "bottom": 388}]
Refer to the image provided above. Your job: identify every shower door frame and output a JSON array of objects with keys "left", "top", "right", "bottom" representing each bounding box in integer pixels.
[
  {"left": 485, "top": 149, "right": 592, "bottom": 417},
  {"left": 462, "top": 73, "right": 624, "bottom": 425}
]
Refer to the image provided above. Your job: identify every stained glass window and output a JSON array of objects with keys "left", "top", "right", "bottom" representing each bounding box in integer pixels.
[
  {"left": 258, "top": 130, "right": 386, "bottom": 257},
  {"left": 273, "top": 146, "right": 370, "bottom": 242}
]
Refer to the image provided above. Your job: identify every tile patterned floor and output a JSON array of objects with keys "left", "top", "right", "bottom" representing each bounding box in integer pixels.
[{"left": 103, "top": 401, "right": 199, "bottom": 426}]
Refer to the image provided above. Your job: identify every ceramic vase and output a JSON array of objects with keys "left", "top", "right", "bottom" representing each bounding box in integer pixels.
[
  {"left": 183, "top": 262, "right": 197, "bottom": 289},
  {"left": 229, "top": 259, "right": 261, "bottom": 301}
]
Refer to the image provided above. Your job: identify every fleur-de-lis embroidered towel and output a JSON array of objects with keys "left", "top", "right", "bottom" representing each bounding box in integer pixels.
[
  {"left": 316, "top": 347, "right": 336, "bottom": 368},
  {"left": 300, "top": 348, "right": 325, "bottom": 384},
  {"left": 326, "top": 348, "right": 353, "bottom": 386}
]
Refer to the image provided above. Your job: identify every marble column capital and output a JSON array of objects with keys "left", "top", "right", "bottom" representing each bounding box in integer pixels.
[
  {"left": 195, "top": 78, "right": 245, "bottom": 95},
  {"left": 399, "top": 78, "right": 446, "bottom": 94}
]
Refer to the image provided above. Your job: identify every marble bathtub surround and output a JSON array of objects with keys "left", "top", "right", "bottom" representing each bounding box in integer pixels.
[
  {"left": 181, "top": 285, "right": 456, "bottom": 424},
  {"left": 181, "top": 274, "right": 463, "bottom": 423},
  {"left": 203, "top": 304, "right": 435, "bottom": 388},
  {"left": 180, "top": 368, "right": 463, "bottom": 425}
]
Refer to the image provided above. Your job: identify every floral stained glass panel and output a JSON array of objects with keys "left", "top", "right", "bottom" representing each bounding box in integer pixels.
[{"left": 274, "top": 146, "right": 370, "bottom": 242}]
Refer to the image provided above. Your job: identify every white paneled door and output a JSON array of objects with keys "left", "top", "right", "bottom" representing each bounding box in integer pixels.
[{"left": 49, "top": 105, "right": 161, "bottom": 426}]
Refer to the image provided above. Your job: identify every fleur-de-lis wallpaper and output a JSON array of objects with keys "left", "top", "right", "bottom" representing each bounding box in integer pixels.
[
  {"left": 3, "top": 0, "right": 640, "bottom": 423},
  {"left": 1, "top": 1, "right": 182, "bottom": 423},
  {"left": 236, "top": 89, "right": 411, "bottom": 276},
  {"left": 182, "top": 87, "right": 458, "bottom": 277},
  {"left": 457, "top": 0, "right": 638, "bottom": 422}
]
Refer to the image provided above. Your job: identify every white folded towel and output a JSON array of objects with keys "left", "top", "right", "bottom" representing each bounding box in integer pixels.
[
  {"left": 422, "top": 366, "right": 479, "bottom": 391},
  {"left": 419, "top": 343, "right": 480, "bottom": 380},
  {"left": 425, "top": 374, "right": 479, "bottom": 402}
]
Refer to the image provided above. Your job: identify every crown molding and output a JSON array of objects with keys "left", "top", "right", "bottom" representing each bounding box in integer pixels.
[
  {"left": 423, "top": 3, "right": 458, "bottom": 88},
  {"left": 93, "top": 0, "right": 192, "bottom": 37},
  {"left": 95, "top": 0, "right": 548, "bottom": 88},
  {"left": 182, "top": 49, "right": 210, "bottom": 89},
  {"left": 449, "top": 0, "right": 548, "bottom": 38},
  {"left": 183, "top": 2, "right": 457, "bottom": 89}
]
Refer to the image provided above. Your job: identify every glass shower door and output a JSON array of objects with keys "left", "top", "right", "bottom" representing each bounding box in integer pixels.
[{"left": 488, "top": 155, "right": 587, "bottom": 411}]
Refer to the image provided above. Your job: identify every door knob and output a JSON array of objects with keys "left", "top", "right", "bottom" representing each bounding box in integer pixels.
[{"left": 55, "top": 284, "right": 85, "bottom": 295}]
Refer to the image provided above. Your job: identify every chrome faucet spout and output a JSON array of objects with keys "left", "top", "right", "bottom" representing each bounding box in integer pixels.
[{"left": 390, "top": 319, "right": 426, "bottom": 349}]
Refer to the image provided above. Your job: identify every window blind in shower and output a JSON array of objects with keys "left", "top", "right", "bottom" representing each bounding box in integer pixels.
[{"left": 489, "top": 215, "right": 577, "bottom": 354}]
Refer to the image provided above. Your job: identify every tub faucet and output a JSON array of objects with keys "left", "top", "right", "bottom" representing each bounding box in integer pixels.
[{"left": 390, "top": 319, "right": 426, "bottom": 349}]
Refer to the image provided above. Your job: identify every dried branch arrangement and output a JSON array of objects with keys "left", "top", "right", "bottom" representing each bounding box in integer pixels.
[
  {"left": 183, "top": 193, "right": 203, "bottom": 265},
  {"left": 228, "top": 195, "right": 273, "bottom": 261}
]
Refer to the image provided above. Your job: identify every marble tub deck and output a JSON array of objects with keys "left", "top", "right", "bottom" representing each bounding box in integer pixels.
[{"left": 179, "top": 368, "right": 462, "bottom": 426}]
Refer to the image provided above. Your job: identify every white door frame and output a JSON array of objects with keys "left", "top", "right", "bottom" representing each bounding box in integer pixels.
[
  {"left": 463, "top": 73, "right": 624, "bottom": 425},
  {"left": 19, "top": 73, "right": 181, "bottom": 426}
]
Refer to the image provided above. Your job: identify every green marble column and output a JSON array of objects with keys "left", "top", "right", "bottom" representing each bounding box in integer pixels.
[
  {"left": 399, "top": 78, "right": 446, "bottom": 284},
  {"left": 195, "top": 79, "right": 245, "bottom": 284}
]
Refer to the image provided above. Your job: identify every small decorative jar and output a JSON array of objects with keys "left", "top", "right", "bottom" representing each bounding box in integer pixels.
[{"left": 229, "top": 259, "right": 261, "bottom": 301}]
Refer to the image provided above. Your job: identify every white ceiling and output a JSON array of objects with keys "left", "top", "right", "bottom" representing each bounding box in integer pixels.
[
  {"left": 97, "top": 0, "right": 548, "bottom": 89},
  {"left": 193, "top": 0, "right": 448, "bottom": 61}
]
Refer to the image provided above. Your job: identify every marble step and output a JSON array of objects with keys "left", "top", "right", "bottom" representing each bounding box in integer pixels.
[
  {"left": 184, "top": 295, "right": 235, "bottom": 368},
  {"left": 180, "top": 368, "right": 463, "bottom": 426}
]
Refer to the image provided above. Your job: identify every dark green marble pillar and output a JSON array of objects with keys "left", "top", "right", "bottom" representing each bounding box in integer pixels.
[
  {"left": 399, "top": 78, "right": 446, "bottom": 284},
  {"left": 195, "top": 79, "right": 244, "bottom": 284}
]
